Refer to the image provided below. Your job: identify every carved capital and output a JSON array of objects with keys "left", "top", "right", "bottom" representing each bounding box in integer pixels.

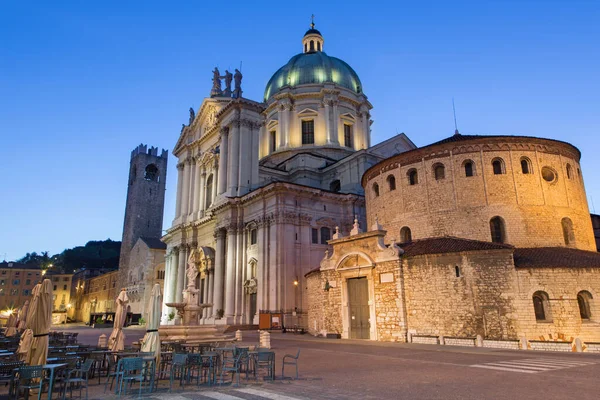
[
  {"left": 220, "top": 126, "right": 228, "bottom": 135},
  {"left": 176, "top": 163, "right": 185, "bottom": 171},
  {"left": 214, "top": 228, "right": 226, "bottom": 240}
]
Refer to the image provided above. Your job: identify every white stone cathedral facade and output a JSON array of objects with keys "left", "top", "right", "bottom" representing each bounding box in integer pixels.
[{"left": 161, "top": 24, "right": 415, "bottom": 325}]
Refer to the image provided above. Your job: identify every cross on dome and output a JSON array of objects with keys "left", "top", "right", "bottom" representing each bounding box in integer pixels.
[{"left": 303, "top": 16, "right": 324, "bottom": 53}]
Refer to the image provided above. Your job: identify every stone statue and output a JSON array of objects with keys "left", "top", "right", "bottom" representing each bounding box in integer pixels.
[
  {"left": 222, "top": 70, "right": 233, "bottom": 97},
  {"left": 211, "top": 67, "right": 222, "bottom": 97},
  {"left": 189, "top": 107, "right": 195, "bottom": 125},
  {"left": 181, "top": 124, "right": 186, "bottom": 133},
  {"left": 186, "top": 249, "right": 199, "bottom": 287},
  {"left": 244, "top": 277, "right": 258, "bottom": 295},
  {"left": 233, "top": 69, "right": 243, "bottom": 98}
]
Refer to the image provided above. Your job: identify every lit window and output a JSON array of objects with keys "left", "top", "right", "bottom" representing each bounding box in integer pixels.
[{"left": 302, "top": 120, "right": 315, "bottom": 145}]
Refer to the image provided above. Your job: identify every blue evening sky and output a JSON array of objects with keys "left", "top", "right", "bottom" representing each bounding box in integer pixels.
[{"left": 1, "top": 1, "right": 598, "bottom": 261}]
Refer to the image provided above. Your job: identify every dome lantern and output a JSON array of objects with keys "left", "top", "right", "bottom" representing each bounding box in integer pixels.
[{"left": 302, "top": 16, "right": 324, "bottom": 53}]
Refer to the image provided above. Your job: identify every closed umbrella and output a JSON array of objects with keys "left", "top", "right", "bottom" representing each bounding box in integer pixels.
[
  {"left": 108, "top": 289, "right": 129, "bottom": 351},
  {"left": 17, "top": 300, "right": 30, "bottom": 331},
  {"left": 141, "top": 284, "right": 162, "bottom": 366},
  {"left": 5, "top": 312, "right": 17, "bottom": 337},
  {"left": 26, "top": 279, "right": 53, "bottom": 366}
]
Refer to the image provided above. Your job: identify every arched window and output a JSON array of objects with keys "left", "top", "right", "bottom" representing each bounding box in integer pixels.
[
  {"left": 304, "top": 43, "right": 307, "bottom": 52},
  {"left": 144, "top": 164, "right": 159, "bottom": 181},
  {"left": 317, "top": 42, "right": 321, "bottom": 51},
  {"left": 205, "top": 174, "right": 213, "bottom": 209},
  {"left": 400, "top": 227, "right": 412, "bottom": 243},
  {"left": 566, "top": 164, "right": 573, "bottom": 179},
  {"left": 577, "top": 291, "right": 593, "bottom": 320},
  {"left": 464, "top": 160, "right": 475, "bottom": 177},
  {"left": 373, "top": 183, "right": 380, "bottom": 197},
  {"left": 387, "top": 175, "right": 396, "bottom": 191},
  {"left": 490, "top": 216, "right": 506, "bottom": 244},
  {"left": 561, "top": 217, "right": 575, "bottom": 246},
  {"left": 310, "top": 40, "right": 315, "bottom": 52},
  {"left": 320, "top": 227, "right": 331, "bottom": 244},
  {"left": 455, "top": 266, "right": 461, "bottom": 278},
  {"left": 520, "top": 157, "right": 532, "bottom": 174},
  {"left": 433, "top": 163, "right": 445, "bottom": 180},
  {"left": 407, "top": 169, "right": 418, "bottom": 185},
  {"left": 330, "top": 180, "right": 341, "bottom": 193},
  {"left": 492, "top": 158, "right": 505, "bottom": 175},
  {"left": 532, "top": 291, "right": 551, "bottom": 321}
]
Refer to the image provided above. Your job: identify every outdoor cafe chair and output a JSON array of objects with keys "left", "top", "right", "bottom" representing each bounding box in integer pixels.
[
  {"left": 254, "top": 351, "right": 275, "bottom": 381},
  {"left": 282, "top": 349, "right": 301, "bottom": 380},
  {"left": 116, "top": 357, "right": 145, "bottom": 397},
  {"left": 233, "top": 347, "right": 250, "bottom": 380},
  {"left": 169, "top": 353, "right": 188, "bottom": 392},
  {"left": 219, "top": 353, "right": 243, "bottom": 387},
  {"left": 62, "top": 359, "right": 94, "bottom": 400},
  {"left": 0, "top": 361, "right": 24, "bottom": 395},
  {"left": 12, "top": 365, "right": 44, "bottom": 400},
  {"left": 102, "top": 355, "right": 121, "bottom": 393}
]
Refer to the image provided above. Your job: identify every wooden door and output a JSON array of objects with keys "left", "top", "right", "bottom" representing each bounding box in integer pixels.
[{"left": 348, "top": 277, "right": 370, "bottom": 339}]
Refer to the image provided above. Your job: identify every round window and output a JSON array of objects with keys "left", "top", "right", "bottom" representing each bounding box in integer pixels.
[{"left": 541, "top": 167, "right": 557, "bottom": 183}]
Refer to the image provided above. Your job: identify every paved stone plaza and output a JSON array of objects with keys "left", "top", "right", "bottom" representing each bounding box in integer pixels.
[{"left": 4, "top": 325, "right": 599, "bottom": 400}]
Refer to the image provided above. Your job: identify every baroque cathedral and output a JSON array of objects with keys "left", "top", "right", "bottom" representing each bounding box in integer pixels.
[{"left": 161, "top": 23, "right": 415, "bottom": 325}]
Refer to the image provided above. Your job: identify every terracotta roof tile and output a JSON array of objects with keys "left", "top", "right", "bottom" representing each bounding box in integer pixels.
[
  {"left": 514, "top": 247, "right": 600, "bottom": 269},
  {"left": 399, "top": 236, "right": 513, "bottom": 257}
]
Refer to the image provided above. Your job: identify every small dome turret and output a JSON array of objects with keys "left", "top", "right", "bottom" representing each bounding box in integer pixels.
[{"left": 302, "top": 18, "right": 324, "bottom": 53}]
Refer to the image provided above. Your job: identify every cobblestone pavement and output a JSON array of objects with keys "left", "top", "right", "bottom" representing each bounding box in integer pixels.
[{"left": 3, "top": 327, "right": 600, "bottom": 399}]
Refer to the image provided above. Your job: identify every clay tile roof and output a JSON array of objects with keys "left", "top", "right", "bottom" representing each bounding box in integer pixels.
[
  {"left": 513, "top": 247, "right": 600, "bottom": 269},
  {"left": 139, "top": 237, "right": 167, "bottom": 250},
  {"left": 399, "top": 236, "right": 513, "bottom": 257}
]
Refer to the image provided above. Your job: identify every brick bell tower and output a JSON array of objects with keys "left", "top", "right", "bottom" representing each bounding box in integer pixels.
[{"left": 118, "top": 144, "right": 168, "bottom": 282}]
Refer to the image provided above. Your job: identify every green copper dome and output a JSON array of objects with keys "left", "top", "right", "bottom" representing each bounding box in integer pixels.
[{"left": 264, "top": 51, "right": 363, "bottom": 101}]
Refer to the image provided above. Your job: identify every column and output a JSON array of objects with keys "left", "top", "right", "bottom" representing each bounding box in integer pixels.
[
  {"left": 256, "top": 222, "right": 266, "bottom": 317},
  {"left": 227, "top": 122, "right": 240, "bottom": 196},
  {"left": 331, "top": 100, "right": 340, "bottom": 145},
  {"left": 324, "top": 101, "right": 332, "bottom": 144},
  {"left": 217, "top": 128, "right": 228, "bottom": 195},
  {"left": 175, "top": 246, "right": 186, "bottom": 303},
  {"left": 161, "top": 253, "right": 172, "bottom": 324},
  {"left": 362, "top": 111, "right": 370, "bottom": 148},
  {"left": 238, "top": 122, "right": 252, "bottom": 195},
  {"left": 268, "top": 221, "right": 278, "bottom": 310},
  {"left": 192, "top": 158, "right": 202, "bottom": 215},
  {"left": 175, "top": 164, "right": 184, "bottom": 218},
  {"left": 202, "top": 272, "right": 209, "bottom": 319},
  {"left": 277, "top": 107, "right": 286, "bottom": 148},
  {"left": 181, "top": 160, "right": 191, "bottom": 218},
  {"left": 206, "top": 272, "right": 213, "bottom": 318},
  {"left": 198, "top": 168, "right": 206, "bottom": 217},
  {"left": 235, "top": 227, "right": 245, "bottom": 323},
  {"left": 224, "top": 227, "right": 237, "bottom": 318},
  {"left": 188, "top": 159, "right": 196, "bottom": 216},
  {"left": 213, "top": 230, "right": 226, "bottom": 317}
]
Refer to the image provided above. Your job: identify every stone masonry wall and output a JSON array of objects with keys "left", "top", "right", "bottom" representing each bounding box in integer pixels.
[
  {"left": 364, "top": 140, "right": 594, "bottom": 251},
  {"left": 512, "top": 267, "right": 600, "bottom": 343},
  {"left": 403, "top": 250, "right": 518, "bottom": 339}
]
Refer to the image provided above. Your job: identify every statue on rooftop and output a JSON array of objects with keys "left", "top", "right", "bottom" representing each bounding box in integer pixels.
[
  {"left": 189, "top": 107, "right": 195, "bottom": 125},
  {"left": 233, "top": 69, "right": 243, "bottom": 98},
  {"left": 222, "top": 70, "right": 233, "bottom": 97},
  {"left": 211, "top": 67, "right": 222, "bottom": 97}
]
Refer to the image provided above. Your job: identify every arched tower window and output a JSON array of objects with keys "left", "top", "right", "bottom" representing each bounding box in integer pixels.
[
  {"left": 577, "top": 291, "right": 593, "bottom": 320},
  {"left": 310, "top": 40, "right": 315, "bottom": 52},
  {"left": 144, "top": 164, "right": 159, "bottom": 181},
  {"left": 561, "top": 217, "right": 575, "bottom": 246},
  {"left": 330, "top": 180, "right": 341, "bottom": 193},
  {"left": 205, "top": 174, "right": 214, "bottom": 209},
  {"left": 400, "top": 227, "right": 412, "bottom": 243},
  {"left": 304, "top": 43, "right": 307, "bottom": 53},
  {"left": 532, "top": 291, "right": 552, "bottom": 321},
  {"left": 520, "top": 157, "right": 532, "bottom": 174},
  {"left": 407, "top": 169, "right": 418, "bottom": 185},
  {"left": 490, "top": 216, "right": 506, "bottom": 244},
  {"left": 387, "top": 175, "right": 396, "bottom": 191},
  {"left": 492, "top": 158, "right": 506, "bottom": 175},
  {"left": 463, "top": 160, "right": 475, "bottom": 177},
  {"left": 433, "top": 163, "right": 446, "bottom": 180},
  {"left": 372, "top": 183, "right": 380, "bottom": 198},
  {"left": 566, "top": 164, "right": 573, "bottom": 179}
]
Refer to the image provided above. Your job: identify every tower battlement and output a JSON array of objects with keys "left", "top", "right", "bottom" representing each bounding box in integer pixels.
[{"left": 131, "top": 143, "right": 168, "bottom": 160}]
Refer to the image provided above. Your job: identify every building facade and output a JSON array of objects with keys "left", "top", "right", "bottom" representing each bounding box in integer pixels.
[
  {"left": 0, "top": 262, "right": 41, "bottom": 311},
  {"left": 307, "top": 133, "right": 600, "bottom": 345},
  {"left": 161, "top": 24, "right": 415, "bottom": 325}
]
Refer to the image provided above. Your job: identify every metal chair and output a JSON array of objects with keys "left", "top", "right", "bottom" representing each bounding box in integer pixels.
[
  {"left": 254, "top": 351, "right": 275, "bottom": 381},
  {"left": 282, "top": 349, "right": 301, "bottom": 379},
  {"left": 168, "top": 353, "right": 188, "bottom": 392},
  {"left": 219, "top": 353, "right": 242, "bottom": 386},
  {"left": 12, "top": 365, "right": 44, "bottom": 400},
  {"left": 234, "top": 347, "right": 250, "bottom": 380},
  {"left": 102, "top": 355, "right": 120, "bottom": 393},
  {"left": 117, "top": 357, "right": 145, "bottom": 397},
  {"left": 62, "top": 359, "right": 93, "bottom": 400}
]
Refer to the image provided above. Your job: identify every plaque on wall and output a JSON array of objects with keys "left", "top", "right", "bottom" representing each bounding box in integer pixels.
[{"left": 379, "top": 272, "right": 394, "bottom": 283}]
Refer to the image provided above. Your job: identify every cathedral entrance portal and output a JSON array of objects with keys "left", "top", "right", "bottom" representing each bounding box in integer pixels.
[{"left": 347, "top": 277, "right": 370, "bottom": 339}]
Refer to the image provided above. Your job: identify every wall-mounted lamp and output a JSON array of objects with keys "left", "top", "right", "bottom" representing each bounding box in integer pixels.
[{"left": 293, "top": 278, "right": 299, "bottom": 286}]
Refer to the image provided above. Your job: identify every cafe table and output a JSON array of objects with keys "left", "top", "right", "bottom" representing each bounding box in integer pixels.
[{"left": 43, "top": 363, "right": 68, "bottom": 400}]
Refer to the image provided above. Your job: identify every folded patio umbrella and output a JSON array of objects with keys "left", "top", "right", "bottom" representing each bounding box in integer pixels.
[
  {"left": 26, "top": 279, "right": 53, "bottom": 366},
  {"left": 140, "top": 284, "right": 162, "bottom": 366},
  {"left": 4, "top": 312, "right": 17, "bottom": 337},
  {"left": 17, "top": 329, "right": 32, "bottom": 362},
  {"left": 17, "top": 300, "right": 30, "bottom": 331},
  {"left": 108, "top": 289, "right": 129, "bottom": 351}
]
